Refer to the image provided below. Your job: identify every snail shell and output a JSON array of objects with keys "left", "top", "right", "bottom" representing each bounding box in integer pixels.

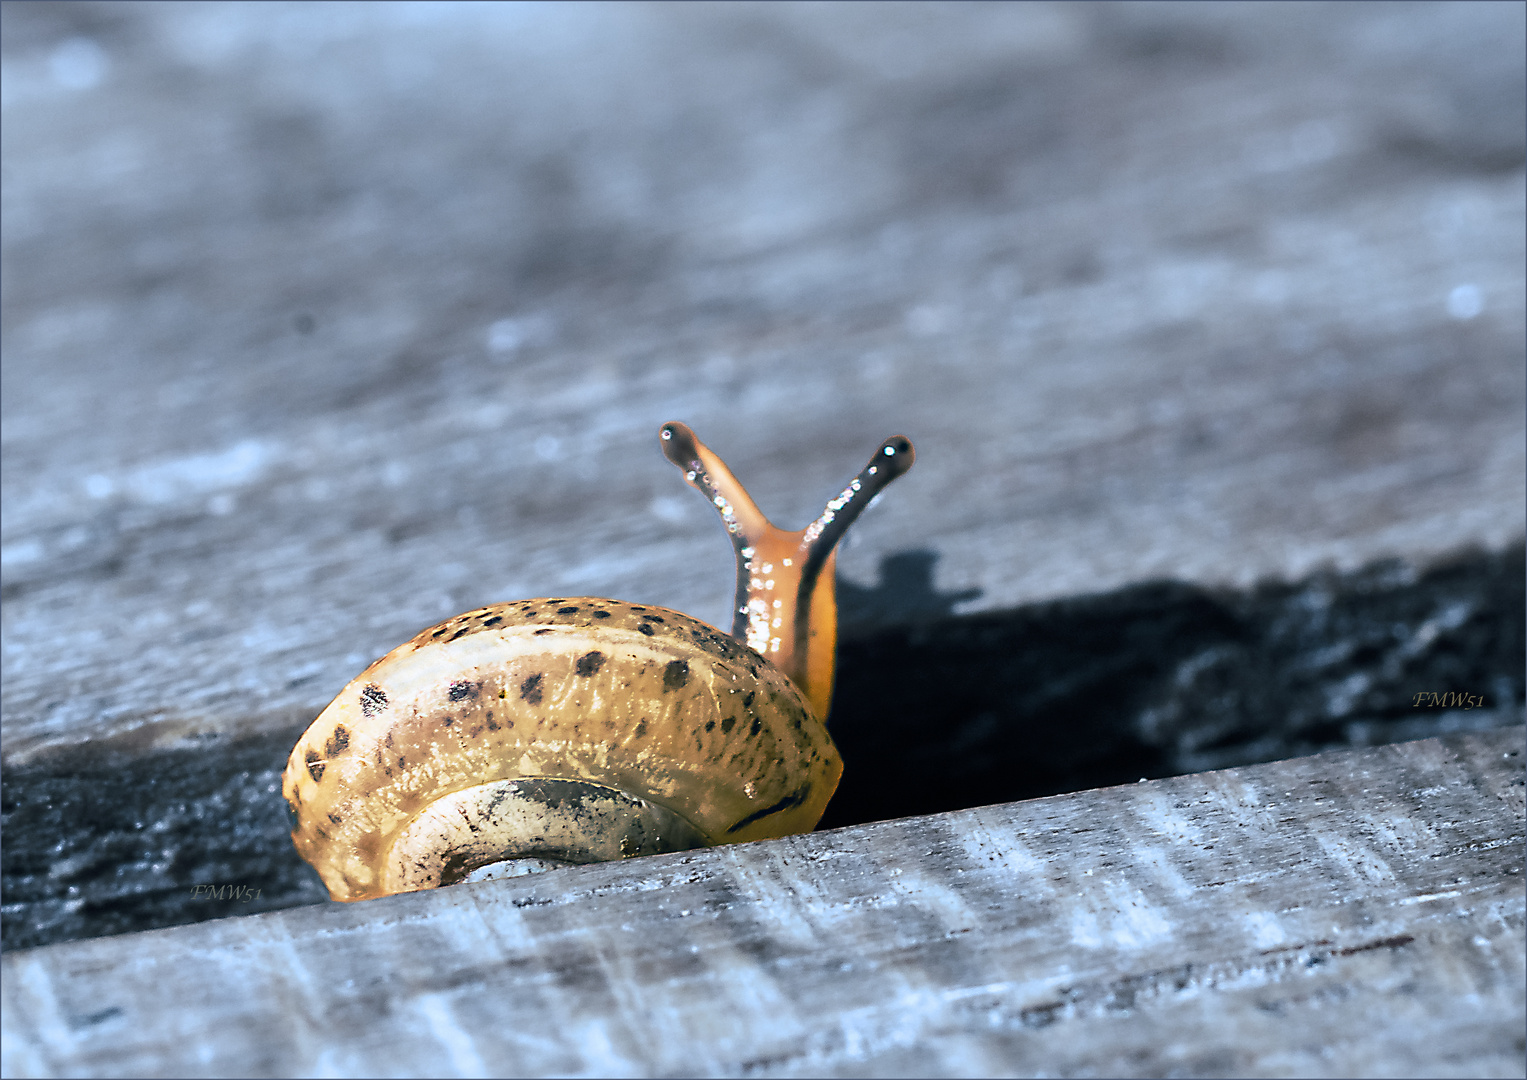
[{"left": 283, "top": 423, "right": 914, "bottom": 901}]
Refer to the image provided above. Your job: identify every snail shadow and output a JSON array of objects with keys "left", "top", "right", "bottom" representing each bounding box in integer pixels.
[
  {"left": 837, "top": 550, "right": 983, "bottom": 634},
  {"left": 818, "top": 544, "right": 1525, "bottom": 831}
]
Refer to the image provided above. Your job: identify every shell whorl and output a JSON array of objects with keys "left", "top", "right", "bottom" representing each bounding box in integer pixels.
[
  {"left": 282, "top": 598, "right": 842, "bottom": 901},
  {"left": 385, "top": 778, "right": 707, "bottom": 892}
]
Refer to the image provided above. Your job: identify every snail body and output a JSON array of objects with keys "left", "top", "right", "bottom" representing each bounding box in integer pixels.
[{"left": 284, "top": 423, "right": 913, "bottom": 901}]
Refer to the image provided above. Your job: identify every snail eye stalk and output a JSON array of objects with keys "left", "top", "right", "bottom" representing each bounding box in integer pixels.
[{"left": 660, "top": 422, "right": 915, "bottom": 722}]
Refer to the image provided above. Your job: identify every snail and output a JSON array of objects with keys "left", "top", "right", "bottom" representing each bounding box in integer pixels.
[{"left": 283, "top": 422, "right": 914, "bottom": 901}]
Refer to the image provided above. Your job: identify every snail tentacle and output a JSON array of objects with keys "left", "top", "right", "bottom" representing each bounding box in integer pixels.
[
  {"left": 793, "top": 434, "right": 915, "bottom": 720},
  {"left": 660, "top": 421, "right": 773, "bottom": 549},
  {"left": 795, "top": 436, "right": 916, "bottom": 590},
  {"left": 661, "top": 420, "right": 778, "bottom": 654},
  {"left": 659, "top": 423, "right": 915, "bottom": 722}
]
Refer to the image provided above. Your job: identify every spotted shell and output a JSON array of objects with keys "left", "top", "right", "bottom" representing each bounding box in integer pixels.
[{"left": 283, "top": 597, "right": 842, "bottom": 902}]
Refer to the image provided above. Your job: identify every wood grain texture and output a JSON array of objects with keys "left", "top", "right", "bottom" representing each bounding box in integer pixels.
[
  {"left": 3, "top": 729, "right": 1522, "bottom": 1078},
  {"left": 2, "top": 9, "right": 1524, "bottom": 1067},
  {"left": 2, "top": 2, "right": 1524, "bottom": 763}
]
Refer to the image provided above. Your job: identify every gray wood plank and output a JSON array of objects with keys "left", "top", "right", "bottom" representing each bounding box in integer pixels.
[
  {"left": 3, "top": 1, "right": 1524, "bottom": 766},
  {"left": 4, "top": 729, "right": 1522, "bottom": 1078}
]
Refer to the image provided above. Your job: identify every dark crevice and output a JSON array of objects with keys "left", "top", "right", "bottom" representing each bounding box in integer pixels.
[
  {"left": 0, "top": 731, "right": 329, "bottom": 954},
  {"left": 3, "top": 544, "right": 1522, "bottom": 952},
  {"left": 821, "top": 543, "right": 1524, "bottom": 829}
]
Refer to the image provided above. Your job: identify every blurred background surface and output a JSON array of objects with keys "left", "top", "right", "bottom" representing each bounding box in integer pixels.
[{"left": 2, "top": 1, "right": 1523, "bottom": 948}]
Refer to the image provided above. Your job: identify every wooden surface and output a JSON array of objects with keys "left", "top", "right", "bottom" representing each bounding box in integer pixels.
[
  {"left": 3, "top": 0, "right": 1524, "bottom": 764},
  {"left": 4, "top": 728, "right": 1523, "bottom": 1079},
  {"left": 1, "top": 2, "right": 1525, "bottom": 1062}
]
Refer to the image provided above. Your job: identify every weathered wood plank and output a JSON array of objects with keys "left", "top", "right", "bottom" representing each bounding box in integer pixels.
[
  {"left": 4, "top": 729, "right": 1522, "bottom": 1078},
  {"left": 3, "top": 0, "right": 1525, "bottom": 1017},
  {"left": 3, "top": 0, "right": 1523, "bottom": 766}
]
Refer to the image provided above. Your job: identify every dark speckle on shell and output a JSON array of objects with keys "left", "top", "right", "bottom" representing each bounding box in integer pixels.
[
  {"left": 324, "top": 725, "right": 350, "bottom": 758},
  {"left": 663, "top": 659, "right": 690, "bottom": 691},
  {"left": 405, "top": 599, "right": 759, "bottom": 666},
  {"left": 360, "top": 684, "right": 388, "bottom": 717}
]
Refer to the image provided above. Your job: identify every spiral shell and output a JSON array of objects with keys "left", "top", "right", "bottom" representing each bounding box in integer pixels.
[{"left": 285, "top": 599, "right": 839, "bottom": 901}]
